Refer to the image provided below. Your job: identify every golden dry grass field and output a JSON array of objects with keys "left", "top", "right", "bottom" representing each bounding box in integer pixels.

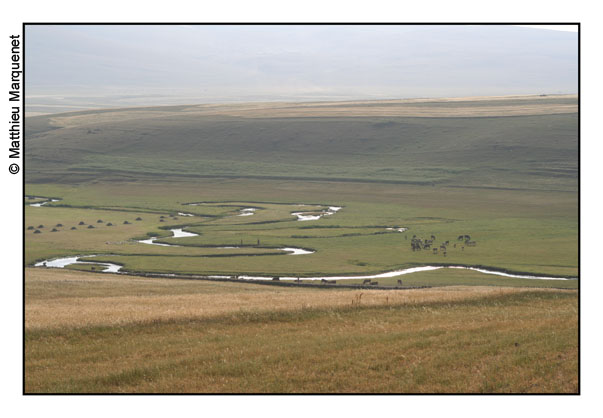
[{"left": 25, "top": 268, "right": 578, "bottom": 393}]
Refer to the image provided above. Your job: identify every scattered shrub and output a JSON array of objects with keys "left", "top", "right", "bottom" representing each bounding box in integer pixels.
[
  {"left": 34, "top": 230, "right": 41, "bottom": 234},
  {"left": 88, "top": 225, "right": 95, "bottom": 229}
]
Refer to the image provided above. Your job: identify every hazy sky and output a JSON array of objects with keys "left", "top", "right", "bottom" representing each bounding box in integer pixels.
[{"left": 25, "top": 25, "right": 578, "bottom": 113}]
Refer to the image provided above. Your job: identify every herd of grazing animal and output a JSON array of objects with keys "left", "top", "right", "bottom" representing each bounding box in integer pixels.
[
  {"left": 457, "top": 234, "right": 477, "bottom": 246},
  {"left": 411, "top": 233, "right": 477, "bottom": 256}
]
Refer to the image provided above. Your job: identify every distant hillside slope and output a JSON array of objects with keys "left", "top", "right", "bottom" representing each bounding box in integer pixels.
[{"left": 25, "top": 96, "right": 578, "bottom": 191}]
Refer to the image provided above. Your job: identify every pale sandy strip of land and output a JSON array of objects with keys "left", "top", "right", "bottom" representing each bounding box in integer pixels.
[
  {"left": 203, "top": 104, "right": 577, "bottom": 118},
  {"left": 46, "top": 94, "right": 577, "bottom": 129},
  {"left": 25, "top": 268, "right": 570, "bottom": 330}
]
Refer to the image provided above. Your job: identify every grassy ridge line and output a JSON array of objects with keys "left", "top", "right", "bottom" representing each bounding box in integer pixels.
[{"left": 26, "top": 111, "right": 578, "bottom": 192}]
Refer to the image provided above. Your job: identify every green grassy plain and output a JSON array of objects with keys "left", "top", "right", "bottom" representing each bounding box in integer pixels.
[{"left": 25, "top": 179, "right": 577, "bottom": 280}]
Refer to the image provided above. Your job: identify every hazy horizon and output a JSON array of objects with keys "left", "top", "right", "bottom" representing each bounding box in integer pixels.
[{"left": 25, "top": 24, "right": 578, "bottom": 115}]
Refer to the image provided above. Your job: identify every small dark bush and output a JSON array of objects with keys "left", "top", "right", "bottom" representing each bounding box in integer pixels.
[
  {"left": 107, "top": 223, "right": 113, "bottom": 226},
  {"left": 124, "top": 221, "right": 130, "bottom": 224},
  {"left": 37, "top": 225, "right": 44, "bottom": 228},
  {"left": 79, "top": 221, "right": 85, "bottom": 225},
  {"left": 97, "top": 219, "right": 103, "bottom": 223},
  {"left": 135, "top": 217, "right": 142, "bottom": 221},
  {"left": 88, "top": 225, "right": 95, "bottom": 229},
  {"left": 56, "top": 223, "right": 63, "bottom": 227},
  {"left": 71, "top": 227, "right": 77, "bottom": 230},
  {"left": 51, "top": 228, "right": 58, "bottom": 232},
  {"left": 34, "top": 230, "right": 41, "bottom": 234},
  {"left": 27, "top": 226, "right": 34, "bottom": 230}
]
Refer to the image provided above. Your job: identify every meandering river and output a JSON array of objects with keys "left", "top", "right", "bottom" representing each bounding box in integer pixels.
[
  {"left": 29, "top": 198, "right": 61, "bottom": 207},
  {"left": 137, "top": 227, "right": 315, "bottom": 255},
  {"left": 292, "top": 206, "right": 342, "bottom": 221},
  {"left": 32, "top": 256, "right": 575, "bottom": 281}
]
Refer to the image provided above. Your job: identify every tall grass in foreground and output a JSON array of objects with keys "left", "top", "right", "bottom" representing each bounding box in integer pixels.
[{"left": 26, "top": 290, "right": 577, "bottom": 393}]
